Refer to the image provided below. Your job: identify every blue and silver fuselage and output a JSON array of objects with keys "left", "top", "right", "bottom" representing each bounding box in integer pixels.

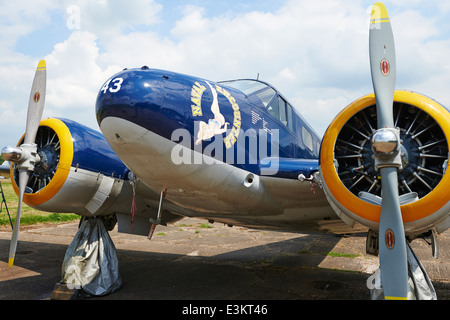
[{"left": 95, "top": 67, "right": 334, "bottom": 230}]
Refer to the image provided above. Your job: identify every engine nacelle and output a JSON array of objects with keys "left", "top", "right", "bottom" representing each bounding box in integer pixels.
[
  {"left": 6, "top": 117, "right": 192, "bottom": 235},
  {"left": 10, "top": 118, "right": 132, "bottom": 216},
  {"left": 320, "top": 91, "right": 450, "bottom": 236}
]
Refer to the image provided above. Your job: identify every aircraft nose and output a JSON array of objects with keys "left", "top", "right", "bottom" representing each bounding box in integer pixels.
[{"left": 95, "top": 67, "right": 188, "bottom": 142}]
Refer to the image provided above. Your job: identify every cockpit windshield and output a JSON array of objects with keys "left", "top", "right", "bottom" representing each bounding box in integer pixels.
[
  {"left": 219, "top": 79, "right": 276, "bottom": 108},
  {"left": 220, "top": 80, "right": 267, "bottom": 95}
]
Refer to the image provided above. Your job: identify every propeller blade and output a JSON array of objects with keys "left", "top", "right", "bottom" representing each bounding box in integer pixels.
[
  {"left": 378, "top": 168, "right": 408, "bottom": 299},
  {"left": 8, "top": 59, "right": 46, "bottom": 267},
  {"left": 8, "top": 170, "right": 29, "bottom": 267},
  {"left": 25, "top": 60, "right": 46, "bottom": 145},
  {"left": 370, "top": 2, "right": 396, "bottom": 128},
  {"left": 369, "top": 2, "right": 408, "bottom": 300}
]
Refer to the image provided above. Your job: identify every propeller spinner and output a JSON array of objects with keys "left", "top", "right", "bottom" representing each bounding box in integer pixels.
[
  {"left": 2, "top": 60, "right": 46, "bottom": 267},
  {"left": 369, "top": 3, "right": 408, "bottom": 299}
]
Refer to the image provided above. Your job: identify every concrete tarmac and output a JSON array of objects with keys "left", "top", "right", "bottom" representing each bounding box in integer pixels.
[{"left": 0, "top": 217, "right": 449, "bottom": 301}]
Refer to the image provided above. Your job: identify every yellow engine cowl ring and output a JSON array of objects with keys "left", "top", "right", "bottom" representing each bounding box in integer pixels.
[{"left": 11, "top": 118, "right": 73, "bottom": 206}]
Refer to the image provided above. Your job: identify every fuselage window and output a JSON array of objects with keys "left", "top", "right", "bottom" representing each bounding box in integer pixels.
[{"left": 302, "top": 126, "right": 313, "bottom": 151}]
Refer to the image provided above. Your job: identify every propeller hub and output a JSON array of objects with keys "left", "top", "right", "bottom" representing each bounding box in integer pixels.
[
  {"left": 372, "top": 128, "right": 399, "bottom": 159},
  {"left": 1, "top": 146, "right": 23, "bottom": 162},
  {"left": 16, "top": 143, "right": 40, "bottom": 171}
]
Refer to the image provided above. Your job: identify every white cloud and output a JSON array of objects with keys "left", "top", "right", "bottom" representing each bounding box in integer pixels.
[
  {"left": 98, "top": 31, "right": 182, "bottom": 72},
  {"left": 0, "top": 0, "right": 56, "bottom": 51},
  {"left": 1, "top": 0, "right": 450, "bottom": 148},
  {"left": 65, "top": 0, "right": 162, "bottom": 39},
  {"left": 46, "top": 32, "right": 102, "bottom": 107}
]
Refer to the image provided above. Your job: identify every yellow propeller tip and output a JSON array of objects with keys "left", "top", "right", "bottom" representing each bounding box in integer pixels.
[
  {"left": 371, "top": 2, "right": 390, "bottom": 24},
  {"left": 8, "top": 257, "right": 14, "bottom": 268},
  {"left": 385, "top": 296, "right": 408, "bottom": 300},
  {"left": 37, "top": 60, "right": 46, "bottom": 71}
]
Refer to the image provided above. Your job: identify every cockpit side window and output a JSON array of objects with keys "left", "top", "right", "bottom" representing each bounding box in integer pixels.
[
  {"left": 286, "top": 103, "right": 294, "bottom": 131},
  {"left": 219, "top": 79, "right": 294, "bottom": 130},
  {"left": 278, "top": 97, "right": 287, "bottom": 126},
  {"left": 256, "top": 88, "right": 276, "bottom": 108}
]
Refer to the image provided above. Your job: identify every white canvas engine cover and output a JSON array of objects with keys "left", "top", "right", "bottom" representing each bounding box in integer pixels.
[{"left": 61, "top": 218, "right": 122, "bottom": 296}]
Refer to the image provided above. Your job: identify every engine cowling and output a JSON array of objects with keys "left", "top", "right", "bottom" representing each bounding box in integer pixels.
[
  {"left": 10, "top": 117, "right": 131, "bottom": 215},
  {"left": 320, "top": 90, "right": 450, "bottom": 236},
  {"left": 7, "top": 117, "right": 188, "bottom": 234}
]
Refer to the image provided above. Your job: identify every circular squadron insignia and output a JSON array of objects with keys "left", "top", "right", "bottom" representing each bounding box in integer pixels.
[{"left": 380, "top": 59, "right": 390, "bottom": 76}]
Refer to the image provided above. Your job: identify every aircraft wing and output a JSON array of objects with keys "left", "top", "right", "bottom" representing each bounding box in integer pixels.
[{"left": 0, "top": 163, "right": 10, "bottom": 178}]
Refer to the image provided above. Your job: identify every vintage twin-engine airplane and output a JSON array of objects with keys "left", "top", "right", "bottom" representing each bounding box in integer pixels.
[{"left": 2, "top": 3, "right": 449, "bottom": 299}]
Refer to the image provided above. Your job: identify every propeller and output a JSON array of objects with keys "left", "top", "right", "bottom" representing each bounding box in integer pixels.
[
  {"left": 2, "top": 60, "right": 46, "bottom": 267},
  {"left": 369, "top": 3, "right": 408, "bottom": 299}
]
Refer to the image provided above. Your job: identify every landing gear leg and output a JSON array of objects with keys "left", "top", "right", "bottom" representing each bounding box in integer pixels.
[
  {"left": 148, "top": 188, "right": 167, "bottom": 239},
  {"left": 418, "top": 230, "right": 439, "bottom": 259},
  {"left": 366, "top": 229, "right": 379, "bottom": 256}
]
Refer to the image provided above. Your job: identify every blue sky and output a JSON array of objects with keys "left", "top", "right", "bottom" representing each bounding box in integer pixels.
[
  {"left": 1, "top": 0, "right": 450, "bottom": 150},
  {"left": 13, "top": 1, "right": 287, "bottom": 59}
]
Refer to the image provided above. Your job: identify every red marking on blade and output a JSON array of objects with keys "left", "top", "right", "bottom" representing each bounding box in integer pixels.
[
  {"left": 380, "top": 59, "right": 390, "bottom": 76},
  {"left": 34, "top": 92, "right": 40, "bottom": 103},
  {"left": 385, "top": 228, "right": 395, "bottom": 249}
]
